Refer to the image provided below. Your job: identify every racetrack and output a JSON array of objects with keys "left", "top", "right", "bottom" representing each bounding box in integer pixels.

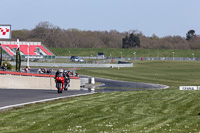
[
  {"left": 0, "top": 75, "right": 168, "bottom": 111},
  {"left": 83, "top": 76, "right": 169, "bottom": 92},
  {"left": 0, "top": 89, "right": 94, "bottom": 111}
]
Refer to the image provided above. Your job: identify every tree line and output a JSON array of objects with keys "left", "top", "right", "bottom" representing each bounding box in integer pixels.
[{"left": 7, "top": 21, "right": 200, "bottom": 49}]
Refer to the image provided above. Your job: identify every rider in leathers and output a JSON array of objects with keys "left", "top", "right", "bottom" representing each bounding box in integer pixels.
[{"left": 54, "top": 69, "right": 70, "bottom": 88}]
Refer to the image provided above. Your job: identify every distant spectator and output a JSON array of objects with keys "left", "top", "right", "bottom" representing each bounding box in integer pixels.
[
  {"left": 24, "top": 66, "right": 31, "bottom": 72},
  {"left": 24, "top": 66, "right": 29, "bottom": 72},
  {"left": 42, "top": 67, "right": 47, "bottom": 73},
  {"left": 47, "top": 69, "right": 53, "bottom": 74},
  {"left": 1, "top": 64, "right": 7, "bottom": 71},
  {"left": 75, "top": 73, "right": 79, "bottom": 77},
  {"left": 71, "top": 71, "right": 74, "bottom": 76},
  {"left": 37, "top": 67, "right": 44, "bottom": 74}
]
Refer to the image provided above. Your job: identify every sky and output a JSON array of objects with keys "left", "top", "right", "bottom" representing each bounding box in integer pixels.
[{"left": 1, "top": 0, "right": 200, "bottom": 37}]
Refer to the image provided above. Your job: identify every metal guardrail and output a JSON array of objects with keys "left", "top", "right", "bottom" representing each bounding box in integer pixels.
[
  {"left": 56, "top": 56, "right": 198, "bottom": 61},
  {"left": 9, "top": 62, "right": 133, "bottom": 68},
  {"left": 7, "top": 56, "right": 198, "bottom": 68},
  {"left": 127, "top": 57, "right": 198, "bottom": 61}
]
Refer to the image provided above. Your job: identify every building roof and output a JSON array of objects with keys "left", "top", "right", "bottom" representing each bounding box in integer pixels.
[{"left": 0, "top": 41, "right": 53, "bottom": 57}]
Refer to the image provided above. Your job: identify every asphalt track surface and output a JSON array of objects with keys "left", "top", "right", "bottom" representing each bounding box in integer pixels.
[
  {"left": 82, "top": 76, "right": 169, "bottom": 92},
  {"left": 0, "top": 71, "right": 168, "bottom": 110},
  {"left": 0, "top": 89, "right": 94, "bottom": 111}
]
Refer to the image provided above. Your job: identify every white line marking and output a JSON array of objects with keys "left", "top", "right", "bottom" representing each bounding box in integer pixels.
[{"left": 0, "top": 92, "right": 96, "bottom": 111}]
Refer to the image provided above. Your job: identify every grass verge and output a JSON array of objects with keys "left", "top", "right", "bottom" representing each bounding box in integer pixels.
[{"left": 49, "top": 48, "right": 200, "bottom": 58}]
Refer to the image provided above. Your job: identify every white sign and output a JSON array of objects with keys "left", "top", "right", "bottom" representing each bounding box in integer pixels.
[
  {"left": 0, "top": 25, "right": 11, "bottom": 39},
  {"left": 179, "top": 86, "right": 198, "bottom": 90}
]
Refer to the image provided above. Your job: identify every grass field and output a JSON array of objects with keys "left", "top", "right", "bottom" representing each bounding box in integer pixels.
[
  {"left": 49, "top": 48, "right": 200, "bottom": 58},
  {"left": 1, "top": 61, "right": 200, "bottom": 132},
  {"left": 78, "top": 61, "right": 200, "bottom": 89}
]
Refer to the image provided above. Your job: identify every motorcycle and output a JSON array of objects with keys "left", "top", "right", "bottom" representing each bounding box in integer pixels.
[
  {"left": 55, "top": 73, "right": 65, "bottom": 93},
  {"left": 64, "top": 78, "right": 70, "bottom": 90}
]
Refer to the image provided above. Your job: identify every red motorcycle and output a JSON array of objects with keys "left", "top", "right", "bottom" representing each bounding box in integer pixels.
[{"left": 55, "top": 73, "right": 65, "bottom": 93}]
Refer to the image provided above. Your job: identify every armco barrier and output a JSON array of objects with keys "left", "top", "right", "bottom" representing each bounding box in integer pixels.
[
  {"left": 9, "top": 62, "right": 133, "bottom": 68},
  {"left": 0, "top": 71, "right": 80, "bottom": 90}
]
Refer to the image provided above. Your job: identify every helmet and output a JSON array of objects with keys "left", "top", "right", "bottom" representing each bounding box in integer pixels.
[
  {"left": 63, "top": 70, "right": 67, "bottom": 73},
  {"left": 58, "top": 69, "right": 63, "bottom": 73}
]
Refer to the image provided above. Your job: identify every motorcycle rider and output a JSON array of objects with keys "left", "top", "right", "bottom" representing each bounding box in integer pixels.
[
  {"left": 54, "top": 69, "right": 65, "bottom": 93},
  {"left": 54, "top": 69, "right": 64, "bottom": 79},
  {"left": 54, "top": 69, "right": 70, "bottom": 89},
  {"left": 63, "top": 70, "right": 70, "bottom": 79},
  {"left": 63, "top": 70, "right": 70, "bottom": 88}
]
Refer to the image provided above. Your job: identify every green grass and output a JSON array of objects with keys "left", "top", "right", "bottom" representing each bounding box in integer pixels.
[
  {"left": 78, "top": 61, "right": 200, "bottom": 89},
  {"left": 1, "top": 61, "right": 200, "bottom": 132},
  {"left": 49, "top": 48, "right": 200, "bottom": 58},
  {"left": 1, "top": 91, "right": 200, "bottom": 133}
]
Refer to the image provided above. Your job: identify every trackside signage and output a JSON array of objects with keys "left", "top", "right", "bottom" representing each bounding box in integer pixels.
[
  {"left": 179, "top": 86, "right": 199, "bottom": 90},
  {"left": 0, "top": 25, "right": 11, "bottom": 39}
]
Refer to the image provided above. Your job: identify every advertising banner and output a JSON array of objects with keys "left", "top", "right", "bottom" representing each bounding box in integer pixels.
[{"left": 0, "top": 25, "right": 11, "bottom": 39}]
